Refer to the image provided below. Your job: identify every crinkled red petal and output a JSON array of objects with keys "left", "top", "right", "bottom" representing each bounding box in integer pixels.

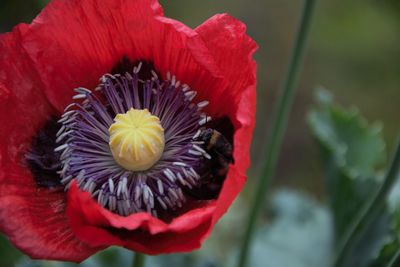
[
  {"left": 23, "top": 0, "right": 223, "bottom": 113},
  {"left": 68, "top": 182, "right": 215, "bottom": 254},
  {"left": 196, "top": 14, "right": 258, "bottom": 223},
  {"left": 0, "top": 25, "right": 103, "bottom": 262}
]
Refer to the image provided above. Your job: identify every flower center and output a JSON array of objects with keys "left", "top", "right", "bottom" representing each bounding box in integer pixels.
[
  {"left": 109, "top": 108, "right": 165, "bottom": 171},
  {"left": 42, "top": 61, "right": 232, "bottom": 219}
]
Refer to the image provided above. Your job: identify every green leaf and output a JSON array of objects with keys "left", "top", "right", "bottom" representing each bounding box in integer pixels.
[
  {"left": 308, "top": 89, "right": 386, "bottom": 235},
  {"left": 309, "top": 89, "right": 386, "bottom": 180},
  {"left": 308, "top": 89, "right": 391, "bottom": 267}
]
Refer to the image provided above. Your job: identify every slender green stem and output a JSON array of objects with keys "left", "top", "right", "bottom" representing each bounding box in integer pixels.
[
  {"left": 333, "top": 138, "right": 400, "bottom": 267},
  {"left": 387, "top": 249, "right": 400, "bottom": 267},
  {"left": 237, "top": 1, "right": 316, "bottom": 267},
  {"left": 132, "top": 252, "right": 146, "bottom": 267}
]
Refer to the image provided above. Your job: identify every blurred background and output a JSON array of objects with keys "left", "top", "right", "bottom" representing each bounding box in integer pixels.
[{"left": 0, "top": 0, "right": 399, "bottom": 266}]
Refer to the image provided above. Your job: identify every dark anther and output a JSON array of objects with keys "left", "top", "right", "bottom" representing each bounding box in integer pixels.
[
  {"left": 111, "top": 56, "right": 161, "bottom": 81},
  {"left": 25, "top": 118, "right": 62, "bottom": 189}
]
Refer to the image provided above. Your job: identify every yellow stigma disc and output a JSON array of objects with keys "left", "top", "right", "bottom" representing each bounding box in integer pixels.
[{"left": 108, "top": 108, "right": 165, "bottom": 171}]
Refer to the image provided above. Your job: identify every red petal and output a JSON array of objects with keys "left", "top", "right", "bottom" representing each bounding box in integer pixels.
[
  {"left": 22, "top": 0, "right": 223, "bottom": 113},
  {"left": 67, "top": 182, "right": 215, "bottom": 254},
  {"left": 195, "top": 14, "right": 257, "bottom": 222},
  {"left": 190, "top": 16, "right": 258, "bottom": 220},
  {"left": 0, "top": 25, "right": 102, "bottom": 262}
]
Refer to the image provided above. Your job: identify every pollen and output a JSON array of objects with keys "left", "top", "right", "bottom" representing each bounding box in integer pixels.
[{"left": 109, "top": 108, "right": 165, "bottom": 171}]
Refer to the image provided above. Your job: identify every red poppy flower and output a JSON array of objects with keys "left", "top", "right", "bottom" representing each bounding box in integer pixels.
[{"left": 0, "top": 0, "right": 257, "bottom": 262}]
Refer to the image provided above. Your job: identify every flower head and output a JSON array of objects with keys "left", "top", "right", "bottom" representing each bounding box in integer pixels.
[{"left": 0, "top": 0, "right": 257, "bottom": 261}]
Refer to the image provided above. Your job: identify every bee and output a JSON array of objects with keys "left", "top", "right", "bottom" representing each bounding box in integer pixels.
[{"left": 188, "top": 128, "right": 233, "bottom": 200}]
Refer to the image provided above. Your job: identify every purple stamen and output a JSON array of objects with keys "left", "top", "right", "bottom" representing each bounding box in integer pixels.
[{"left": 55, "top": 63, "right": 211, "bottom": 217}]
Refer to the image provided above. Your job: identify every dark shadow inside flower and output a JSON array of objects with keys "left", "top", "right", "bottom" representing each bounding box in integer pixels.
[
  {"left": 111, "top": 57, "right": 162, "bottom": 82},
  {"left": 25, "top": 118, "right": 63, "bottom": 189},
  {"left": 25, "top": 58, "right": 234, "bottom": 223}
]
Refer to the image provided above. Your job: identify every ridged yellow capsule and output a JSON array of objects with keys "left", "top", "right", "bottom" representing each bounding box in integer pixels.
[{"left": 109, "top": 108, "right": 165, "bottom": 171}]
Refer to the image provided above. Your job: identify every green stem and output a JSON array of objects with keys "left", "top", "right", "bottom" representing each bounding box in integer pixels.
[
  {"left": 237, "top": 1, "right": 316, "bottom": 267},
  {"left": 333, "top": 138, "right": 400, "bottom": 267},
  {"left": 387, "top": 249, "right": 400, "bottom": 267},
  {"left": 132, "top": 252, "right": 146, "bottom": 267}
]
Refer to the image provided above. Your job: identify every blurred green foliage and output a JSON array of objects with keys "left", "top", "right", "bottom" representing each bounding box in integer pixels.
[
  {"left": 0, "top": 0, "right": 399, "bottom": 266},
  {"left": 245, "top": 189, "right": 333, "bottom": 267},
  {"left": 308, "top": 89, "right": 386, "bottom": 234},
  {"left": 0, "top": 0, "right": 47, "bottom": 32},
  {"left": 308, "top": 90, "right": 393, "bottom": 267},
  {"left": 0, "top": 235, "right": 23, "bottom": 266}
]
